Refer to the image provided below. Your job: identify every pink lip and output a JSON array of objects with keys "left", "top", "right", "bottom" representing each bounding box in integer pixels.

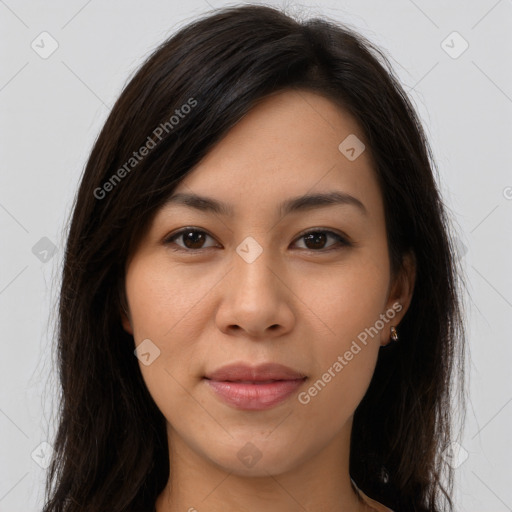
[
  {"left": 204, "top": 362, "right": 307, "bottom": 410},
  {"left": 205, "top": 379, "right": 306, "bottom": 410},
  {"left": 205, "top": 362, "right": 306, "bottom": 381}
]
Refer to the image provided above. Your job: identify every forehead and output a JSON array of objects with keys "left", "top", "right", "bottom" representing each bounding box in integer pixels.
[{"left": 163, "top": 89, "right": 383, "bottom": 223}]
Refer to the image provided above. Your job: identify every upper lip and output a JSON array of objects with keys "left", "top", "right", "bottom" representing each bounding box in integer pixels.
[{"left": 204, "top": 362, "right": 307, "bottom": 382}]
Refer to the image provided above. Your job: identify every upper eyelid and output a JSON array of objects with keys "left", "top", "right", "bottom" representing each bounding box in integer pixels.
[{"left": 164, "top": 228, "right": 217, "bottom": 246}]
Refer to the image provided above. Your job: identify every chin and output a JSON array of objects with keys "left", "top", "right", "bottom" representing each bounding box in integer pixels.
[{"left": 206, "top": 441, "right": 305, "bottom": 478}]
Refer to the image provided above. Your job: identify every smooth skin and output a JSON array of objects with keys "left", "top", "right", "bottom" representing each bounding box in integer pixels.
[{"left": 121, "top": 89, "right": 415, "bottom": 512}]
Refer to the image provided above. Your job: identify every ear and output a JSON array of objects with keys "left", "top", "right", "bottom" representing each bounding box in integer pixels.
[{"left": 380, "top": 251, "right": 416, "bottom": 346}]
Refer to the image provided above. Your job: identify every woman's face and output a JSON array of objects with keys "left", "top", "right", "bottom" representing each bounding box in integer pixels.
[{"left": 122, "top": 89, "right": 414, "bottom": 478}]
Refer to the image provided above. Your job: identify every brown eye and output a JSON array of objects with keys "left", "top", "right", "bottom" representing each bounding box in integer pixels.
[
  {"left": 293, "top": 230, "right": 351, "bottom": 251},
  {"left": 164, "top": 228, "right": 218, "bottom": 251}
]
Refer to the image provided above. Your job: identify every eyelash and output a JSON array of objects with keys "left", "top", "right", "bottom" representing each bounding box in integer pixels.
[{"left": 163, "top": 227, "right": 352, "bottom": 254}]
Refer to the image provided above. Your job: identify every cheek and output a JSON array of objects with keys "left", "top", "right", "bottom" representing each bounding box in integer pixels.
[
  {"left": 125, "top": 254, "right": 220, "bottom": 341},
  {"left": 301, "top": 248, "right": 390, "bottom": 347},
  {"left": 125, "top": 255, "right": 225, "bottom": 409},
  {"left": 296, "top": 250, "right": 389, "bottom": 412}
]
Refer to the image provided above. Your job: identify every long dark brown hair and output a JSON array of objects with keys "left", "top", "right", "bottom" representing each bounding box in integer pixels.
[{"left": 42, "top": 4, "right": 467, "bottom": 511}]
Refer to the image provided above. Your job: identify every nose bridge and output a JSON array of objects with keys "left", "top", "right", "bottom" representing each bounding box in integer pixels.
[{"left": 232, "top": 234, "right": 277, "bottom": 298}]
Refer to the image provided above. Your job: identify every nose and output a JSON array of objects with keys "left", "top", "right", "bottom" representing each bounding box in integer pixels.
[{"left": 215, "top": 242, "right": 295, "bottom": 339}]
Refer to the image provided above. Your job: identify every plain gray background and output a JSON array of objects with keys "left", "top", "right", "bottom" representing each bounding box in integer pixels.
[{"left": 1, "top": 0, "right": 511, "bottom": 510}]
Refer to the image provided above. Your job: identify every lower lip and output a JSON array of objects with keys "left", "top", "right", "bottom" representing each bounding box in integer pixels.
[{"left": 204, "top": 378, "right": 306, "bottom": 410}]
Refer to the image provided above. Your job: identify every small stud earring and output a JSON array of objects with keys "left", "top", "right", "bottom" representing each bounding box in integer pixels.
[{"left": 390, "top": 326, "right": 398, "bottom": 342}]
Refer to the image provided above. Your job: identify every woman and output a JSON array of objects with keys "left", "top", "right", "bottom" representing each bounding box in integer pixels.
[{"left": 43, "top": 4, "right": 467, "bottom": 512}]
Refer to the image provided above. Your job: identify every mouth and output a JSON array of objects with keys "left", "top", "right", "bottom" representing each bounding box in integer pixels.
[{"left": 203, "top": 362, "right": 307, "bottom": 410}]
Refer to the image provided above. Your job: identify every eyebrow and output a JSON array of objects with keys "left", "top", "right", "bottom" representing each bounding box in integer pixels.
[{"left": 163, "top": 190, "right": 368, "bottom": 218}]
